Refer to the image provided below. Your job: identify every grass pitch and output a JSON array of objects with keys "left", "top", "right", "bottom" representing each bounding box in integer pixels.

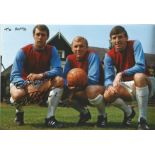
[{"left": 0, "top": 102, "right": 155, "bottom": 130}]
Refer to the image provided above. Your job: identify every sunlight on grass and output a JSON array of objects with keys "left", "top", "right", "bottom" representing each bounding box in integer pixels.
[{"left": 0, "top": 103, "right": 155, "bottom": 130}]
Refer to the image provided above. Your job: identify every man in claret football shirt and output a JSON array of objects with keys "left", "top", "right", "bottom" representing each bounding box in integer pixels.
[
  {"left": 63, "top": 36, "right": 106, "bottom": 128},
  {"left": 103, "top": 25, "right": 155, "bottom": 130},
  {"left": 10, "top": 24, "right": 64, "bottom": 128}
]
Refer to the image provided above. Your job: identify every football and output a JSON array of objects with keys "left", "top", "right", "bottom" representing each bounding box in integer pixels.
[{"left": 67, "top": 68, "right": 88, "bottom": 88}]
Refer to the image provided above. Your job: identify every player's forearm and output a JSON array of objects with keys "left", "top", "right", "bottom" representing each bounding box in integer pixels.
[
  {"left": 44, "top": 67, "right": 63, "bottom": 79},
  {"left": 123, "top": 64, "right": 145, "bottom": 76}
]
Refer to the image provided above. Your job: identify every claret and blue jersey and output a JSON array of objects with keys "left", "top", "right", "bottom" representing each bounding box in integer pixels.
[
  {"left": 104, "top": 40, "right": 147, "bottom": 87},
  {"left": 63, "top": 50, "right": 104, "bottom": 86},
  {"left": 10, "top": 44, "right": 62, "bottom": 87}
]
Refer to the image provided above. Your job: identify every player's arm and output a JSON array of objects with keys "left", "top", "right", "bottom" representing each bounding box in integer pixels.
[
  {"left": 63, "top": 58, "right": 71, "bottom": 87},
  {"left": 103, "top": 85, "right": 119, "bottom": 103},
  {"left": 27, "top": 73, "right": 44, "bottom": 81},
  {"left": 87, "top": 53, "right": 100, "bottom": 85},
  {"left": 103, "top": 53, "right": 115, "bottom": 87},
  {"left": 43, "top": 46, "right": 63, "bottom": 79},
  {"left": 113, "top": 72, "right": 123, "bottom": 87},
  {"left": 123, "top": 40, "right": 146, "bottom": 76},
  {"left": 10, "top": 49, "right": 27, "bottom": 88}
]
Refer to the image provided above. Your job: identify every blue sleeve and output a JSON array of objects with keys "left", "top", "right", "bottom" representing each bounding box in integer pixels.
[
  {"left": 10, "top": 49, "right": 26, "bottom": 86},
  {"left": 87, "top": 53, "right": 100, "bottom": 85},
  {"left": 103, "top": 53, "right": 115, "bottom": 87},
  {"left": 44, "top": 46, "right": 63, "bottom": 78},
  {"left": 63, "top": 58, "right": 71, "bottom": 86},
  {"left": 123, "top": 40, "right": 146, "bottom": 76}
]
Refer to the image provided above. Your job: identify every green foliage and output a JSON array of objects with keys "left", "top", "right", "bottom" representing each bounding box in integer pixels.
[{"left": 0, "top": 103, "right": 155, "bottom": 130}]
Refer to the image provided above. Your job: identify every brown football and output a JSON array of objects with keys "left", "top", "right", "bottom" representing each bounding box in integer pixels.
[{"left": 67, "top": 68, "right": 88, "bottom": 88}]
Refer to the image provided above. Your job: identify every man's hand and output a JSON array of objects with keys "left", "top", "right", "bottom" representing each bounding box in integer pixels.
[
  {"left": 103, "top": 85, "right": 119, "bottom": 103},
  {"left": 27, "top": 73, "right": 43, "bottom": 81},
  {"left": 114, "top": 84, "right": 133, "bottom": 101},
  {"left": 113, "top": 72, "right": 123, "bottom": 87}
]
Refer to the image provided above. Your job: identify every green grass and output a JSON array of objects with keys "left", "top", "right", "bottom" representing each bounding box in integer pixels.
[{"left": 0, "top": 103, "right": 155, "bottom": 130}]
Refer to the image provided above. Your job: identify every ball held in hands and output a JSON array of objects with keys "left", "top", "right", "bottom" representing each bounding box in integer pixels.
[{"left": 67, "top": 68, "right": 88, "bottom": 89}]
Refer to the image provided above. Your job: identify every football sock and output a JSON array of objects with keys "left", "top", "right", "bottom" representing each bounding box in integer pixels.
[
  {"left": 10, "top": 97, "right": 15, "bottom": 104},
  {"left": 96, "top": 103, "right": 106, "bottom": 117},
  {"left": 136, "top": 86, "right": 149, "bottom": 121},
  {"left": 15, "top": 106, "right": 23, "bottom": 113},
  {"left": 112, "top": 98, "right": 132, "bottom": 117},
  {"left": 88, "top": 94, "right": 106, "bottom": 117},
  {"left": 47, "top": 88, "right": 63, "bottom": 118},
  {"left": 10, "top": 97, "right": 23, "bottom": 112}
]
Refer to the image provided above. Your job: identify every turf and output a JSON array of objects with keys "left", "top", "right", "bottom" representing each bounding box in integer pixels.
[{"left": 0, "top": 103, "right": 155, "bottom": 130}]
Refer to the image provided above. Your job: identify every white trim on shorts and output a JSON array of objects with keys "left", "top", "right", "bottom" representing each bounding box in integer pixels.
[
  {"left": 120, "top": 81, "right": 135, "bottom": 100},
  {"left": 120, "top": 76, "right": 155, "bottom": 100}
]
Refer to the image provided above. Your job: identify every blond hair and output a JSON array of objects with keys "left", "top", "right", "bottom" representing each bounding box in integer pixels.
[{"left": 71, "top": 36, "right": 88, "bottom": 47}]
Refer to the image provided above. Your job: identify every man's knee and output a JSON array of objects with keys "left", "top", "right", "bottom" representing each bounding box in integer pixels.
[
  {"left": 10, "top": 84, "right": 26, "bottom": 101},
  {"left": 10, "top": 90, "right": 26, "bottom": 101},
  {"left": 134, "top": 73, "right": 147, "bottom": 87},
  {"left": 86, "top": 85, "right": 104, "bottom": 99},
  {"left": 52, "top": 76, "right": 64, "bottom": 88},
  {"left": 88, "top": 94, "right": 104, "bottom": 106},
  {"left": 114, "top": 85, "right": 132, "bottom": 101}
]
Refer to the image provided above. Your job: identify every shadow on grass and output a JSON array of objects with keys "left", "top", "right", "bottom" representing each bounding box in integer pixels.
[
  {"left": 106, "top": 121, "right": 137, "bottom": 130},
  {"left": 29, "top": 121, "right": 97, "bottom": 130},
  {"left": 28, "top": 121, "right": 141, "bottom": 130}
]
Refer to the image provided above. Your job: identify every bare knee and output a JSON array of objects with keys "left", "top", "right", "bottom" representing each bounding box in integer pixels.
[
  {"left": 134, "top": 73, "right": 148, "bottom": 87},
  {"left": 53, "top": 76, "right": 64, "bottom": 88},
  {"left": 114, "top": 85, "right": 132, "bottom": 101},
  {"left": 10, "top": 87, "right": 26, "bottom": 101},
  {"left": 86, "top": 85, "right": 104, "bottom": 99},
  {"left": 86, "top": 86, "right": 96, "bottom": 99}
]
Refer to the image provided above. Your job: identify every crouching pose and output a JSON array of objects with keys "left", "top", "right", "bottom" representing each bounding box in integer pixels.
[
  {"left": 10, "top": 24, "right": 64, "bottom": 128},
  {"left": 104, "top": 25, "right": 155, "bottom": 129},
  {"left": 63, "top": 36, "right": 106, "bottom": 127}
]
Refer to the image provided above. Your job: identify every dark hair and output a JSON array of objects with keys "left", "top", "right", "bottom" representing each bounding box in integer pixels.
[
  {"left": 110, "top": 25, "right": 128, "bottom": 39},
  {"left": 33, "top": 24, "right": 49, "bottom": 38}
]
